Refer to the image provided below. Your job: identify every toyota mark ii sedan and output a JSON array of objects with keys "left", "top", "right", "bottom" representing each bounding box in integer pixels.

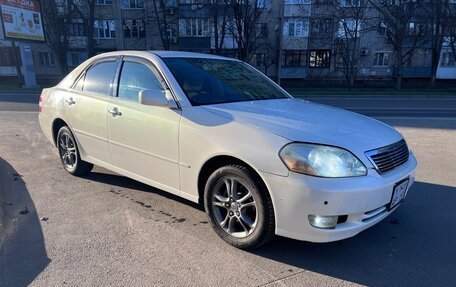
[{"left": 39, "top": 51, "right": 417, "bottom": 249}]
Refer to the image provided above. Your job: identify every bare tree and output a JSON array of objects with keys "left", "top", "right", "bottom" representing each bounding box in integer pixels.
[
  {"left": 424, "top": 0, "right": 452, "bottom": 88},
  {"left": 150, "top": 0, "right": 176, "bottom": 50},
  {"left": 41, "top": 0, "right": 70, "bottom": 73},
  {"left": 327, "top": 0, "right": 374, "bottom": 89},
  {"left": 229, "top": 0, "right": 266, "bottom": 62},
  {"left": 449, "top": 8, "right": 456, "bottom": 63},
  {"left": 208, "top": 0, "right": 229, "bottom": 53},
  {"left": 70, "top": 0, "right": 97, "bottom": 57},
  {"left": 368, "top": 0, "right": 428, "bottom": 89}
]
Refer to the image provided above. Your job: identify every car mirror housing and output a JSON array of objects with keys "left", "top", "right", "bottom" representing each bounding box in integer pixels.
[{"left": 139, "top": 89, "right": 177, "bottom": 109}]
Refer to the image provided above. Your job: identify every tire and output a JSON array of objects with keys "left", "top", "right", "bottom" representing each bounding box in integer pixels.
[
  {"left": 204, "top": 165, "right": 275, "bottom": 249},
  {"left": 57, "top": 126, "right": 93, "bottom": 176}
]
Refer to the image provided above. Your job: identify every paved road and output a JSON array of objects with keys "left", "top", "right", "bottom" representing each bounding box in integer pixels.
[
  {"left": 1, "top": 92, "right": 456, "bottom": 117},
  {"left": 0, "top": 112, "right": 455, "bottom": 287}
]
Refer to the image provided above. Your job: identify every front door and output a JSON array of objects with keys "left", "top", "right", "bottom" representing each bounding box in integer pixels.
[{"left": 107, "top": 57, "right": 181, "bottom": 191}]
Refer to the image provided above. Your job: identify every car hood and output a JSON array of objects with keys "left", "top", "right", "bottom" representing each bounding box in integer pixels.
[{"left": 202, "top": 98, "right": 403, "bottom": 157}]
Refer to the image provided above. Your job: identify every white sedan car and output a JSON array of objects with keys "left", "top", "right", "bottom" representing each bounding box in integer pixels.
[{"left": 39, "top": 51, "right": 417, "bottom": 249}]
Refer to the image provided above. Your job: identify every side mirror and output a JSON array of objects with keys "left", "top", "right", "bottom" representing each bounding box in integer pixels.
[{"left": 139, "top": 89, "right": 178, "bottom": 109}]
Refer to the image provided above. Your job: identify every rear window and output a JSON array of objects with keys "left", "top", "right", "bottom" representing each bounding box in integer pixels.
[{"left": 83, "top": 61, "right": 118, "bottom": 95}]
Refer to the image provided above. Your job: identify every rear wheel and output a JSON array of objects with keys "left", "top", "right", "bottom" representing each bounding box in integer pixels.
[
  {"left": 204, "top": 165, "right": 275, "bottom": 249},
  {"left": 57, "top": 126, "right": 93, "bottom": 176}
]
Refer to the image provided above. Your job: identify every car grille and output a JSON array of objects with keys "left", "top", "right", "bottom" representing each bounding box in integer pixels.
[{"left": 365, "top": 139, "right": 409, "bottom": 174}]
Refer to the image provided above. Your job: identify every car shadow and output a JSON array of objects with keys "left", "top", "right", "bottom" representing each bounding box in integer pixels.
[
  {"left": 82, "top": 171, "right": 202, "bottom": 211},
  {"left": 0, "top": 157, "right": 51, "bottom": 287},
  {"left": 252, "top": 181, "right": 456, "bottom": 286}
]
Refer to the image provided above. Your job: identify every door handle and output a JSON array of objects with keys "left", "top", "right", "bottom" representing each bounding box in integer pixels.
[
  {"left": 108, "top": 107, "right": 122, "bottom": 116},
  {"left": 65, "top": 98, "right": 75, "bottom": 105}
]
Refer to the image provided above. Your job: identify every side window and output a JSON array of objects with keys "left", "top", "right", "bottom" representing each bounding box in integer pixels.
[
  {"left": 83, "top": 61, "right": 118, "bottom": 95},
  {"left": 118, "top": 61, "right": 165, "bottom": 102}
]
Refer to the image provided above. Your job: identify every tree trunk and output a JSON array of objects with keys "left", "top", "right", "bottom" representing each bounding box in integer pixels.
[
  {"left": 396, "top": 76, "right": 402, "bottom": 90},
  {"left": 395, "top": 54, "right": 403, "bottom": 90},
  {"left": 430, "top": 47, "right": 440, "bottom": 89},
  {"left": 430, "top": 75, "right": 436, "bottom": 89},
  {"left": 58, "top": 51, "right": 69, "bottom": 74},
  {"left": 349, "top": 76, "right": 355, "bottom": 91}
]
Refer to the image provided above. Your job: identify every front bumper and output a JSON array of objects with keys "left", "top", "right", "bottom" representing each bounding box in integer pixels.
[{"left": 263, "top": 153, "right": 417, "bottom": 242}]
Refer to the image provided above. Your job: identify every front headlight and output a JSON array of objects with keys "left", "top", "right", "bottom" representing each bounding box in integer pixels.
[{"left": 279, "top": 143, "right": 367, "bottom": 178}]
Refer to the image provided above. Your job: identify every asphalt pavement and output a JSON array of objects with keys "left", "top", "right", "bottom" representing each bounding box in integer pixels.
[{"left": 0, "top": 94, "right": 456, "bottom": 286}]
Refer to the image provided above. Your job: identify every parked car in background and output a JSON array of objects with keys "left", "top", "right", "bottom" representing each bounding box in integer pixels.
[{"left": 38, "top": 51, "right": 417, "bottom": 249}]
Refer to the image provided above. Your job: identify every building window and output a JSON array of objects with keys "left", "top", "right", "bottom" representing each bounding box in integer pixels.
[
  {"left": 282, "top": 50, "right": 307, "bottom": 67},
  {"left": 440, "top": 51, "right": 455, "bottom": 67},
  {"left": 256, "top": 0, "right": 271, "bottom": 8},
  {"left": 67, "top": 52, "right": 87, "bottom": 69},
  {"left": 179, "top": 18, "right": 210, "bottom": 37},
  {"left": 338, "top": 18, "right": 361, "bottom": 38},
  {"left": 255, "top": 23, "right": 268, "bottom": 38},
  {"left": 94, "top": 20, "right": 116, "bottom": 39},
  {"left": 309, "top": 50, "right": 331, "bottom": 68},
  {"left": 95, "top": 0, "right": 112, "bottom": 5},
  {"left": 408, "top": 22, "right": 427, "bottom": 35},
  {"left": 311, "top": 18, "right": 332, "bottom": 36},
  {"left": 340, "top": 0, "right": 361, "bottom": 7},
  {"left": 124, "top": 19, "right": 145, "bottom": 38},
  {"left": 285, "top": 0, "right": 311, "bottom": 4},
  {"left": 408, "top": 49, "right": 431, "bottom": 67},
  {"left": 68, "top": 22, "right": 84, "bottom": 36},
  {"left": 122, "top": 0, "right": 144, "bottom": 9},
  {"left": 38, "top": 52, "right": 55, "bottom": 66},
  {"left": 283, "top": 18, "right": 309, "bottom": 38},
  {"left": 0, "top": 47, "right": 15, "bottom": 66},
  {"left": 377, "top": 21, "right": 387, "bottom": 36},
  {"left": 373, "top": 52, "right": 391, "bottom": 67},
  {"left": 179, "top": 0, "right": 204, "bottom": 4},
  {"left": 255, "top": 53, "right": 267, "bottom": 67}
]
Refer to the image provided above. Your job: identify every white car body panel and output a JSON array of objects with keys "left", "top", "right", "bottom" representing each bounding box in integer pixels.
[
  {"left": 64, "top": 92, "right": 111, "bottom": 164},
  {"left": 39, "top": 51, "right": 417, "bottom": 243},
  {"left": 107, "top": 97, "right": 181, "bottom": 191}
]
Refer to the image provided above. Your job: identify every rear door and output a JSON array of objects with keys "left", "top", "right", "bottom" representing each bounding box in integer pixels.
[
  {"left": 107, "top": 56, "right": 181, "bottom": 191},
  {"left": 63, "top": 57, "right": 119, "bottom": 164}
]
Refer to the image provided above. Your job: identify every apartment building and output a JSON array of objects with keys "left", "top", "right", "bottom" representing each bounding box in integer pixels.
[{"left": 0, "top": 0, "right": 455, "bottom": 85}]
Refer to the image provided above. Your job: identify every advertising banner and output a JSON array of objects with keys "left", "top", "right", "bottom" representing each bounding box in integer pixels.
[{"left": 0, "top": 0, "right": 44, "bottom": 41}]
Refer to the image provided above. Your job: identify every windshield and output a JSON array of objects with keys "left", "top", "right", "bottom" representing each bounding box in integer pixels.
[{"left": 162, "top": 57, "right": 290, "bottom": 106}]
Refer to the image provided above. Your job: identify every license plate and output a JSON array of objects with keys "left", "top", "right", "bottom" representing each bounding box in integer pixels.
[{"left": 389, "top": 178, "right": 409, "bottom": 210}]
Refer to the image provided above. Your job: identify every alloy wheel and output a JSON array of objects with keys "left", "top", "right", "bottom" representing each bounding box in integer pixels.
[
  {"left": 59, "top": 132, "right": 77, "bottom": 169},
  {"left": 211, "top": 177, "right": 258, "bottom": 238}
]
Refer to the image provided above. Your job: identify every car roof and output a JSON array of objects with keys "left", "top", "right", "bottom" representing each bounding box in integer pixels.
[
  {"left": 150, "top": 51, "right": 236, "bottom": 61},
  {"left": 91, "top": 50, "right": 237, "bottom": 61}
]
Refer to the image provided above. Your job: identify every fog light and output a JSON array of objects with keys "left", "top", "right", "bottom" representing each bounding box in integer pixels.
[{"left": 308, "top": 215, "right": 338, "bottom": 229}]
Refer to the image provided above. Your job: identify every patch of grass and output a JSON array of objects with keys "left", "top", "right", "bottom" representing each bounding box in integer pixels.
[{"left": 285, "top": 87, "right": 456, "bottom": 96}]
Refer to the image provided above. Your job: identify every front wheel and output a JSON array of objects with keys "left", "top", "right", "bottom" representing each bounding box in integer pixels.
[
  {"left": 57, "top": 126, "right": 93, "bottom": 176},
  {"left": 204, "top": 165, "right": 275, "bottom": 249}
]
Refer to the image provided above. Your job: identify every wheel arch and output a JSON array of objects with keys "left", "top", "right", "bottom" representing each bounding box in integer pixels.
[
  {"left": 51, "top": 118, "right": 69, "bottom": 147},
  {"left": 197, "top": 155, "right": 273, "bottom": 207}
]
